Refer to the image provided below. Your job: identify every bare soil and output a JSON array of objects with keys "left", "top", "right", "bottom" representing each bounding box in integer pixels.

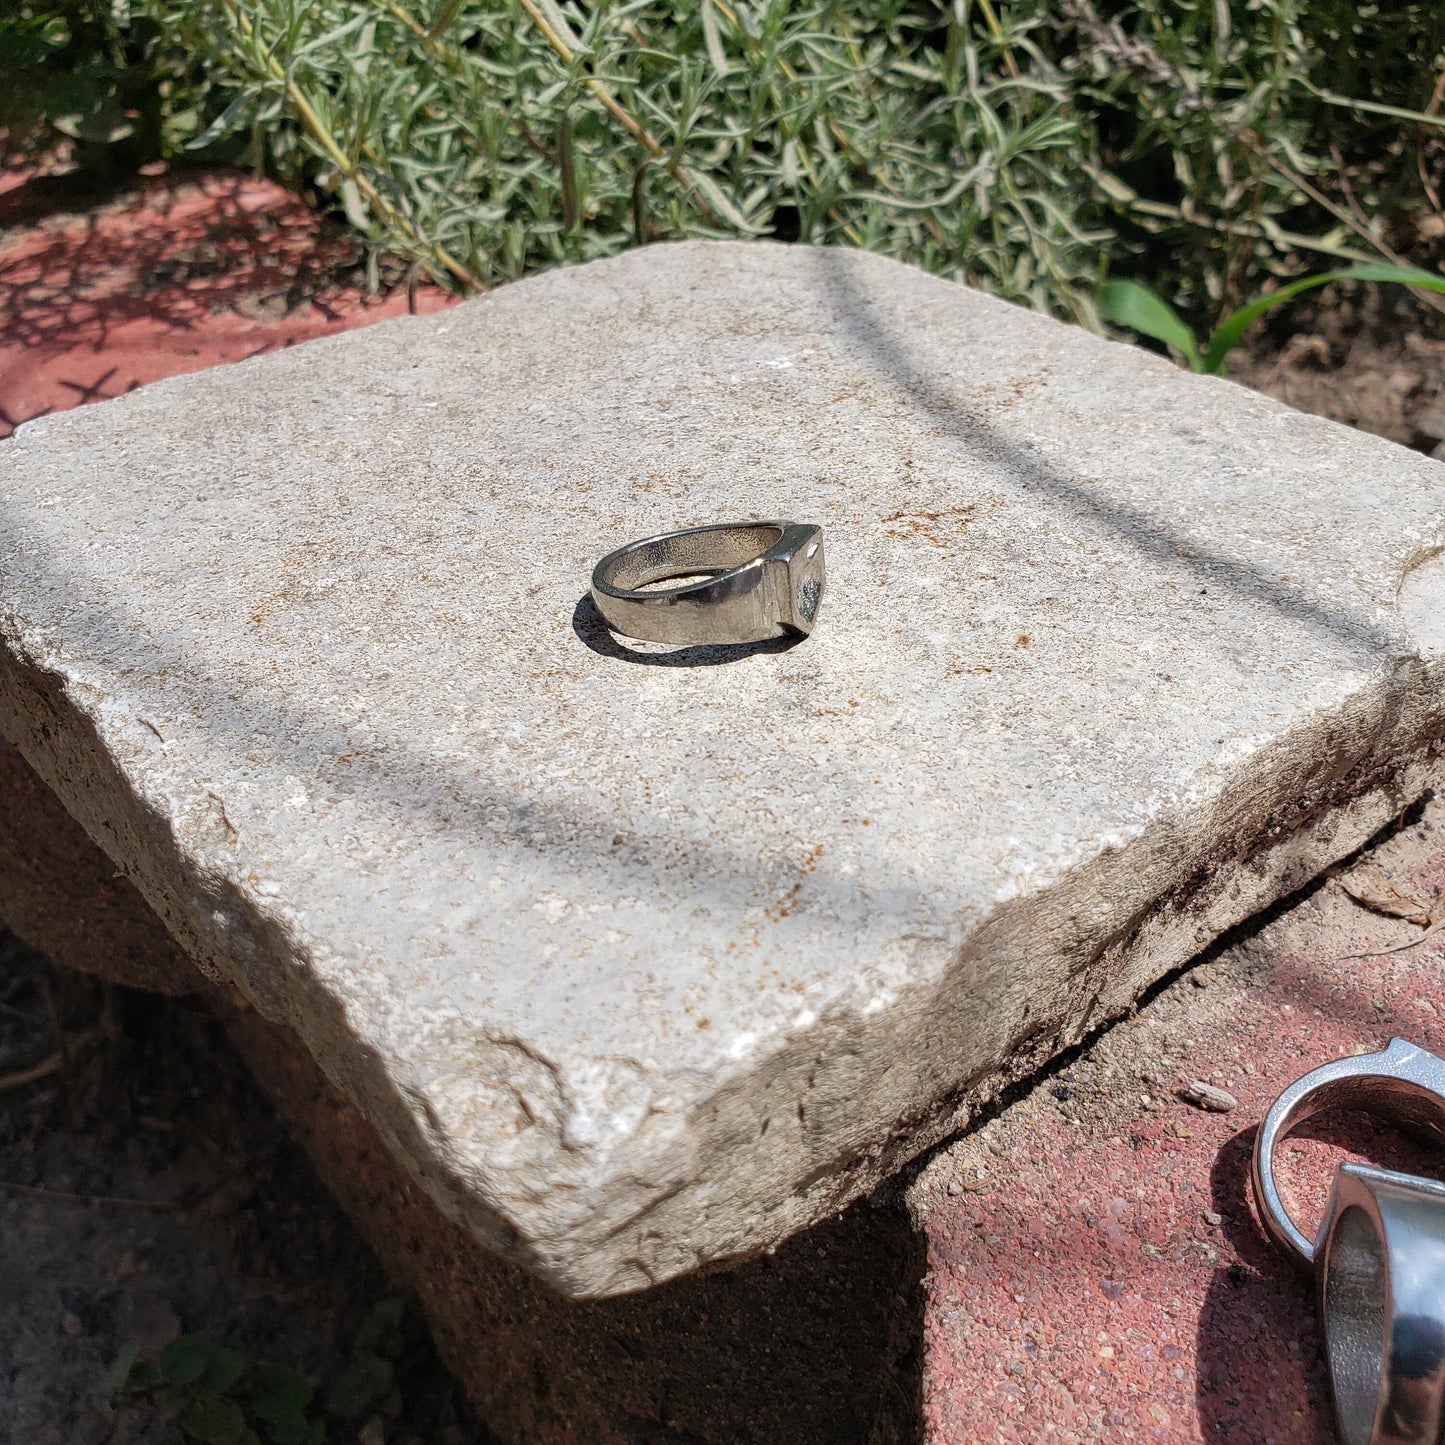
[
  {"left": 0, "top": 931, "right": 481, "bottom": 1444},
  {"left": 1231, "top": 279, "right": 1445, "bottom": 450}
]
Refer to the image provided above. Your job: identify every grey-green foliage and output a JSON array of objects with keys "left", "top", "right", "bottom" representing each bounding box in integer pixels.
[
  {"left": 136, "top": 0, "right": 1112, "bottom": 319},
  {"left": 1054, "top": 0, "right": 1445, "bottom": 315},
  {"left": 65, "top": 1, "right": 1445, "bottom": 321}
]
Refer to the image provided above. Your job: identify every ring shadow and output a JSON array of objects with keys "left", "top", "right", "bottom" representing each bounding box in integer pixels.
[
  {"left": 1197, "top": 1112, "right": 1445, "bottom": 1442},
  {"left": 570, "top": 593, "right": 805, "bottom": 667}
]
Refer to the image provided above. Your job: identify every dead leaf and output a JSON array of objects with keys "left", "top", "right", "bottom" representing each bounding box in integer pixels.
[{"left": 1336, "top": 861, "right": 1438, "bottom": 926}]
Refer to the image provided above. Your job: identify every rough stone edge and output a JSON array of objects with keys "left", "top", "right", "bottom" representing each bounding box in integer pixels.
[
  {"left": 5, "top": 607, "right": 1443, "bottom": 1296},
  {"left": 542, "top": 660, "right": 1445, "bottom": 1292},
  {"left": 0, "top": 736, "right": 194, "bottom": 995}
]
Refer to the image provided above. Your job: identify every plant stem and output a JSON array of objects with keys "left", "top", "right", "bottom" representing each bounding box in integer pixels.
[
  {"left": 513, "top": 0, "right": 721, "bottom": 227},
  {"left": 222, "top": 0, "right": 482, "bottom": 288}
]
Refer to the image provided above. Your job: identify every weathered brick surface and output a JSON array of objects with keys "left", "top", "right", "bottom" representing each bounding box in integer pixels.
[{"left": 910, "top": 788, "right": 1445, "bottom": 1443}]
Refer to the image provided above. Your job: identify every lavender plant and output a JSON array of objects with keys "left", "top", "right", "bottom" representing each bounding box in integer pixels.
[{"left": 12, "top": 1, "right": 1445, "bottom": 329}]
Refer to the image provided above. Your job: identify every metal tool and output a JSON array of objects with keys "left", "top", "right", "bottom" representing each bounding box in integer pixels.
[{"left": 1253, "top": 1038, "right": 1445, "bottom": 1443}]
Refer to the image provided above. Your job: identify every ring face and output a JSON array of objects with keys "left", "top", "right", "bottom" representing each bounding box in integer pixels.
[
  {"left": 590, "top": 521, "right": 825, "bottom": 646},
  {"left": 1254, "top": 1042, "right": 1445, "bottom": 1445},
  {"left": 1318, "top": 1163, "right": 1445, "bottom": 1445}
]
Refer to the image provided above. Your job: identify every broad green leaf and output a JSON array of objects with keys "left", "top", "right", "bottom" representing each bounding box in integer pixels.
[
  {"left": 1098, "top": 280, "right": 1202, "bottom": 371},
  {"left": 353, "top": 1297, "right": 407, "bottom": 1356},
  {"left": 107, "top": 1342, "right": 142, "bottom": 1393},
  {"left": 160, "top": 1335, "right": 213, "bottom": 1389},
  {"left": 327, "top": 1356, "right": 393, "bottom": 1420},
  {"left": 198, "top": 1345, "right": 247, "bottom": 1397},
  {"left": 1203, "top": 264, "right": 1445, "bottom": 373},
  {"left": 263, "top": 1411, "right": 312, "bottom": 1445},
  {"left": 183, "top": 1393, "right": 247, "bottom": 1441},
  {"left": 250, "top": 1364, "right": 313, "bottom": 1422}
]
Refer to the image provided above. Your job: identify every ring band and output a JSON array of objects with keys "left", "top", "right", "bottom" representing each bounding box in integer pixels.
[
  {"left": 1252, "top": 1037, "right": 1445, "bottom": 1268},
  {"left": 590, "top": 521, "right": 825, "bottom": 645},
  {"left": 1318, "top": 1162, "right": 1445, "bottom": 1445}
]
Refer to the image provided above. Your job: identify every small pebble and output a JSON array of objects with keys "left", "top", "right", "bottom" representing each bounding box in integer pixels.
[
  {"left": 1202, "top": 1210, "right": 1223, "bottom": 1226},
  {"left": 61, "top": 1312, "right": 83, "bottom": 1336},
  {"left": 1176, "top": 1079, "right": 1238, "bottom": 1113}
]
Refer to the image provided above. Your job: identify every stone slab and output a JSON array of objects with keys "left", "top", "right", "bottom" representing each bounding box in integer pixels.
[
  {"left": 1, "top": 241, "right": 1443, "bottom": 1296},
  {"left": 911, "top": 784, "right": 1445, "bottom": 1443}
]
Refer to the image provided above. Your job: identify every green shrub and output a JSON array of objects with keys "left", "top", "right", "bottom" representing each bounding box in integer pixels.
[
  {"left": 0, "top": 0, "right": 246, "bottom": 178},
  {"left": 110, "top": 1297, "right": 431, "bottom": 1445},
  {"left": 11, "top": 1, "right": 1445, "bottom": 327}
]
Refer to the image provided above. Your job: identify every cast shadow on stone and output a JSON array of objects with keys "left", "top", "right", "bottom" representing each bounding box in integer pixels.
[
  {"left": 1196, "top": 1113, "right": 1444, "bottom": 1441},
  {"left": 571, "top": 593, "right": 804, "bottom": 667},
  {"left": 228, "top": 974, "right": 929, "bottom": 1444},
  {"left": 815, "top": 250, "right": 1396, "bottom": 661}
]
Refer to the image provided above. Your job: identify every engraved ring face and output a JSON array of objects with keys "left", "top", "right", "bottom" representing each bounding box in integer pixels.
[{"left": 590, "top": 521, "right": 825, "bottom": 646}]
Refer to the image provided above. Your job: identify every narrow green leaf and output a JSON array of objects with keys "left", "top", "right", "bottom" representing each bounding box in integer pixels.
[
  {"left": 340, "top": 178, "right": 371, "bottom": 231},
  {"left": 686, "top": 169, "right": 765, "bottom": 234},
  {"left": 1098, "top": 280, "right": 1202, "bottom": 371},
  {"left": 427, "top": 0, "right": 466, "bottom": 42},
  {"left": 631, "top": 162, "right": 650, "bottom": 246},
  {"left": 558, "top": 110, "right": 578, "bottom": 232},
  {"left": 700, "top": 0, "right": 731, "bottom": 76},
  {"left": 186, "top": 92, "right": 253, "bottom": 152},
  {"left": 1203, "top": 264, "right": 1445, "bottom": 373},
  {"left": 291, "top": 12, "right": 373, "bottom": 61}
]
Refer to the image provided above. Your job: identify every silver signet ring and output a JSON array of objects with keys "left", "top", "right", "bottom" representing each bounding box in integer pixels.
[
  {"left": 1318, "top": 1162, "right": 1445, "bottom": 1445},
  {"left": 590, "top": 521, "right": 825, "bottom": 646},
  {"left": 1252, "top": 1038, "right": 1445, "bottom": 1267}
]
